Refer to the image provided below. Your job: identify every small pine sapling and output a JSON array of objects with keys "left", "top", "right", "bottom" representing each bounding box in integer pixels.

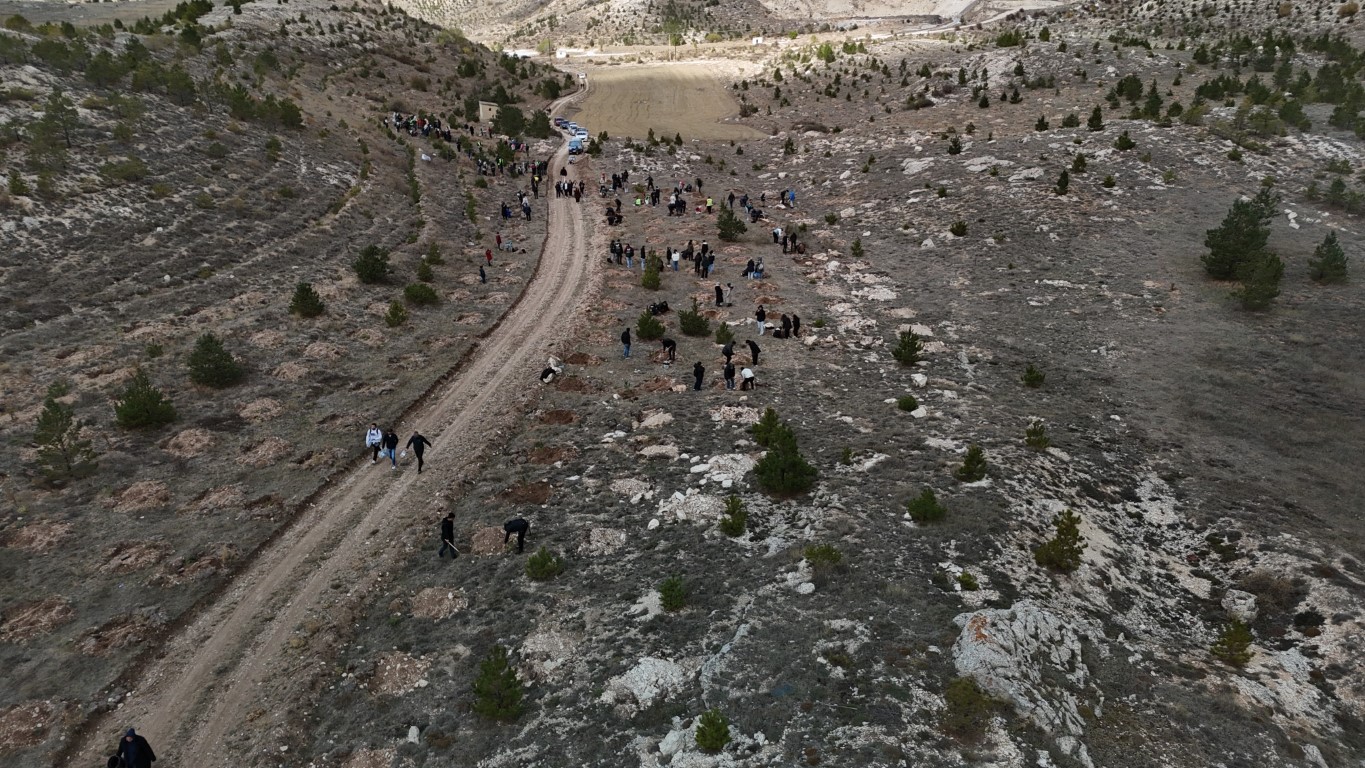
[
  {"left": 891, "top": 331, "right": 924, "bottom": 366},
  {"left": 1025, "top": 420, "right": 1050, "bottom": 450},
  {"left": 659, "top": 575, "right": 688, "bottom": 611},
  {"left": 289, "top": 281, "right": 325, "bottom": 317},
  {"left": 526, "top": 547, "right": 564, "bottom": 580},
  {"left": 187, "top": 333, "right": 245, "bottom": 388},
  {"left": 384, "top": 300, "right": 408, "bottom": 327},
  {"left": 906, "top": 487, "right": 947, "bottom": 524},
  {"left": 471, "top": 645, "right": 524, "bottom": 721},
  {"left": 955, "top": 444, "right": 987, "bottom": 482},
  {"left": 695, "top": 709, "right": 731, "bottom": 752},
  {"left": 1308, "top": 231, "right": 1348, "bottom": 283},
  {"left": 719, "top": 495, "right": 747, "bottom": 536},
  {"left": 1210, "top": 621, "right": 1254, "bottom": 666},
  {"left": 1034, "top": 508, "right": 1085, "bottom": 572},
  {"left": 1022, "top": 363, "right": 1045, "bottom": 388}
]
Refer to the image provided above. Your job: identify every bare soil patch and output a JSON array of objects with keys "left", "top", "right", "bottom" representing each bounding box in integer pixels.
[
  {"left": 75, "top": 610, "right": 166, "bottom": 657},
  {"left": 563, "top": 352, "right": 604, "bottom": 365},
  {"left": 164, "top": 428, "right": 216, "bottom": 459},
  {"left": 1, "top": 522, "right": 74, "bottom": 553},
  {"left": 498, "top": 480, "right": 552, "bottom": 505},
  {"left": 109, "top": 481, "right": 172, "bottom": 514},
  {"left": 553, "top": 375, "right": 594, "bottom": 392},
  {"left": 469, "top": 526, "right": 510, "bottom": 556},
  {"left": 529, "top": 444, "right": 578, "bottom": 464},
  {"left": 573, "top": 63, "right": 767, "bottom": 142},
  {"left": 370, "top": 651, "right": 431, "bottom": 696},
  {"left": 539, "top": 409, "right": 579, "bottom": 424},
  {"left": 0, "top": 597, "right": 75, "bottom": 643},
  {"left": 99, "top": 541, "right": 175, "bottom": 575},
  {"left": 0, "top": 701, "right": 55, "bottom": 752},
  {"left": 410, "top": 588, "right": 469, "bottom": 621}
]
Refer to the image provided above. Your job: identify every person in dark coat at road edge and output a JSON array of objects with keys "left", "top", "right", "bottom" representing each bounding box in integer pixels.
[
  {"left": 439, "top": 512, "right": 457, "bottom": 559},
  {"left": 116, "top": 728, "right": 156, "bottom": 768},
  {"left": 404, "top": 430, "right": 433, "bottom": 473}
]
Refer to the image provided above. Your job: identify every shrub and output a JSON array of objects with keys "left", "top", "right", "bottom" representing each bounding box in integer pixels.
[
  {"left": 1054, "top": 169, "right": 1070, "bottom": 195},
  {"left": 695, "top": 709, "right": 730, "bottom": 752},
  {"left": 752, "top": 407, "right": 782, "bottom": 446},
  {"left": 526, "top": 546, "right": 564, "bottom": 580},
  {"left": 941, "top": 677, "right": 1007, "bottom": 742},
  {"left": 947, "top": 135, "right": 962, "bottom": 154},
  {"left": 1061, "top": 112, "right": 1080, "bottom": 128},
  {"left": 754, "top": 423, "right": 818, "bottom": 496},
  {"left": 804, "top": 543, "right": 843, "bottom": 568},
  {"left": 949, "top": 220, "right": 968, "bottom": 237},
  {"left": 289, "top": 282, "right": 324, "bottom": 317},
  {"left": 1034, "top": 508, "right": 1085, "bottom": 572},
  {"left": 1071, "top": 153, "right": 1087, "bottom": 173},
  {"left": 1210, "top": 621, "right": 1254, "bottom": 666},
  {"left": 717, "top": 205, "right": 747, "bottom": 241},
  {"left": 677, "top": 298, "right": 710, "bottom": 336},
  {"left": 100, "top": 156, "right": 149, "bottom": 183},
  {"left": 897, "top": 394, "right": 918, "bottom": 412},
  {"left": 1034, "top": 115, "right": 1049, "bottom": 131},
  {"left": 471, "top": 645, "right": 523, "bottom": 721},
  {"left": 34, "top": 381, "right": 98, "bottom": 481},
  {"left": 714, "top": 322, "right": 735, "bottom": 344},
  {"left": 958, "top": 572, "right": 980, "bottom": 591},
  {"left": 1113, "top": 130, "right": 1136, "bottom": 150},
  {"left": 955, "top": 444, "right": 987, "bottom": 482},
  {"left": 1087, "top": 106, "right": 1105, "bottom": 133},
  {"left": 384, "top": 300, "right": 408, "bottom": 327},
  {"left": 353, "top": 244, "right": 390, "bottom": 283},
  {"left": 1309, "top": 231, "right": 1348, "bottom": 283},
  {"left": 187, "top": 332, "right": 245, "bottom": 388},
  {"left": 1025, "top": 420, "right": 1050, "bottom": 450},
  {"left": 1102, "top": 174, "right": 1116, "bottom": 188},
  {"left": 424, "top": 242, "right": 443, "bottom": 264},
  {"left": 1232, "top": 251, "right": 1283, "bottom": 310},
  {"left": 891, "top": 330, "right": 923, "bottom": 366},
  {"left": 824, "top": 212, "right": 839, "bottom": 225},
  {"left": 906, "top": 487, "right": 947, "bottom": 524},
  {"left": 416, "top": 260, "right": 434, "bottom": 283},
  {"left": 403, "top": 282, "right": 439, "bottom": 306},
  {"left": 659, "top": 575, "right": 688, "bottom": 611},
  {"left": 1022, "top": 363, "right": 1045, "bottom": 388},
  {"left": 719, "top": 495, "right": 747, "bottom": 536},
  {"left": 850, "top": 236, "right": 864, "bottom": 258},
  {"left": 636, "top": 310, "right": 665, "bottom": 340},
  {"left": 113, "top": 368, "right": 177, "bottom": 429}
]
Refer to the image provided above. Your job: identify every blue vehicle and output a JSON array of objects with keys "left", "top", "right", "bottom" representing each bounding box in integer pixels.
[{"left": 568, "top": 138, "right": 583, "bottom": 154}]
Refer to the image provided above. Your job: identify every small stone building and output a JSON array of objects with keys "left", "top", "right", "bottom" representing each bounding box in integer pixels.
[{"left": 478, "top": 101, "right": 501, "bottom": 124}]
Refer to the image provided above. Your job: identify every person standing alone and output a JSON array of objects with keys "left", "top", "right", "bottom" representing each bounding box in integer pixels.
[
  {"left": 693, "top": 361, "right": 705, "bottom": 391},
  {"left": 755, "top": 305, "right": 766, "bottom": 335},
  {"left": 115, "top": 728, "right": 156, "bottom": 768},
  {"left": 404, "top": 430, "right": 433, "bottom": 473},
  {"left": 621, "top": 327, "right": 632, "bottom": 358},
  {"left": 438, "top": 512, "right": 457, "bottom": 559}
]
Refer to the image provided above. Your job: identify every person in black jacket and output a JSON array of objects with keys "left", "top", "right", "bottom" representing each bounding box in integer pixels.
[
  {"left": 722, "top": 340, "right": 734, "bottom": 364},
  {"left": 381, "top": 429, "right": 400, "bottom": 469},
  {"left": 116, "top": 728, "right": 156, "bottom": 768},
  {"left": 692, "top": 361, "right": 705, "bottom": 390},
  {"left": 755, "top": 305, "right": 766, "bottom": 335},
  {"left": 503, "top": 518, "right": 530, "bottom": 553},
  {"left": 621, "top": 327, "right": 631, "bottom": 358},
  {"left": 660, "top": 337, "right": 677, "bottom": 363},
  {"left": 405, "top": 431, "right": 433, "bottom": 473},
  {"left": 438, "top": 512, "right": 457, "bottom": 559},
  {"left": 746, "top": 339, "right": 761, "bottom": 365},
  {"left": 723, "top": 361, "right": 736, "bottom": 390}
]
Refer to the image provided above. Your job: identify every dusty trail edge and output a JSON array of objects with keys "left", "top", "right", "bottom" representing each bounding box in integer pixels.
[{"left": 70, "top": 96, "right": 595, "bottom": 767}]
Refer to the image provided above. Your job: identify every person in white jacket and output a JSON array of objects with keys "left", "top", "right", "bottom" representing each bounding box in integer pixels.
[{"left": 365, "top": 423, "right": 383, "bottom": 464}]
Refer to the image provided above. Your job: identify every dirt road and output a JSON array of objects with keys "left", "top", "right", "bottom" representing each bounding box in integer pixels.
[{"left": 72, "top": 128, "right": 594, "bottom": 767}]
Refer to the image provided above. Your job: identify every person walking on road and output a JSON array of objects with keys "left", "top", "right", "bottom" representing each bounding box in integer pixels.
[
  {"left": 115, "top": 728, "right": 156, "bottom": 768},
  {"left": 504, "top": 517, "right": 530, "bottom": 553},
  {"left": 365, "top": 423, "right": 383, "bottom": 464},
  {"left": 746, "top": 339, "right": 761, "bottom": 365},
  {"left": 439, "top": 512, "right": 457, "bottom": 559},
  {"left": 621, "top": 327, "right": 632, "bottom": 358},
  {"left": 404, "top": 430, "right": 433, "bottom": 473},
  {"left": 381, "top": 429, "right": 400, "bottom": 469},
  {"left": 693, "top": 361, "right": 705, "bottom": 390}
]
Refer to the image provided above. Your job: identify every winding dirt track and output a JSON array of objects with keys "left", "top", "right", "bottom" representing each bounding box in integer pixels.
[{"left": 74, "top": 129, "right": 593, "bottom": 767}]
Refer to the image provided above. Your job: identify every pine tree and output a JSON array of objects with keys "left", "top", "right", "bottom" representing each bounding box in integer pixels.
[
  {"left": 1025, "top": 420, "right": 1050, "bottom": 450},
  {"left": 1054, "top": 168, "right": 1070, "bottom": 195},
  {"left": 187, "top": 333, "right": 245, "bottom": 388},
  {"left": 1071, "top": 153, "right": 1087, "bottom": 173},
  {"left": 113, "top": 368, "right": 177, "bottom": 429},
  {"left": 906, "top": 487, "right": 947, "bottom": 524},
  {"left": 1233, "top": 251, "right": 1284, "bottom": 310},
  {"left": 850, "top": 237, "right": 864, "bottom": 258},
  {"left": 1113, "top": 130, "right": 1136, "bottom": 150},
  {"left": 471, "top": 645, "right": 524, "bottom": 721},
  {"left": 891, "top": 330, "right": 923, "bottom": 366},
  {"left": 1035, "top": 115, "right": 1050, "bottom": 131},
  {"left": 33, "top": 382, "right": 98, "bottom": 481},
  {"left": 955, "top": 444, "right": 988, "bottom": 482},
  {"left": 1308, "top": 231, "right": 1349, "bottom": 283},
  {"left": 636, "top": 310, "right": 665, "bottom": 340},
  {"left": 1203, "top": 192, "right": 1277, "bottom": 279},
  {"left": 695, "top": 709, "right": 731, "bottom": 752},
  {"left": 717, "top": 204, "right": 747, "bottom": 241},
  {"left": 677, "top": 298, "right": 711, "bottom": 336},
  {"left": 719, "top": 495, "right": 747, "bottom": 536},
  {"left": 754, "top": 423, "right": 818, "bottom": 496},
  {"left": 714, "top": 322, "right": 735, "bottom": 345},
  {"left": 751, "top": 407, "right": 782, "bottom": 446},
  {"left": 948, "top": 135, "right": 963, "bottom": 154},
  {"left": 352, "top": 244, "right": 390, "bottom": 284},
  {"left": 289, "top": 282, "right": 325, "bottom": 317},
  {"left": 641, "top": 258, "right": 662, "bottom": 290},
  {"left": 1034, "top": 508, "right": 1085, "bottom": 572},
  {"left": 1022, "top": 363, "right": 1046, "bottom": 388},
  {"left": 1142, "top": 80, "right": 1164, "bottom": 118},
  {"left": 659, "top": 575, "right": 688, "bottom": 611},
  {"left": 384, "top": 300, "right": 408, "bottom": 327},
  {"left": 1210, "top": 621, "right": 1254, "bottom": 666}
]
